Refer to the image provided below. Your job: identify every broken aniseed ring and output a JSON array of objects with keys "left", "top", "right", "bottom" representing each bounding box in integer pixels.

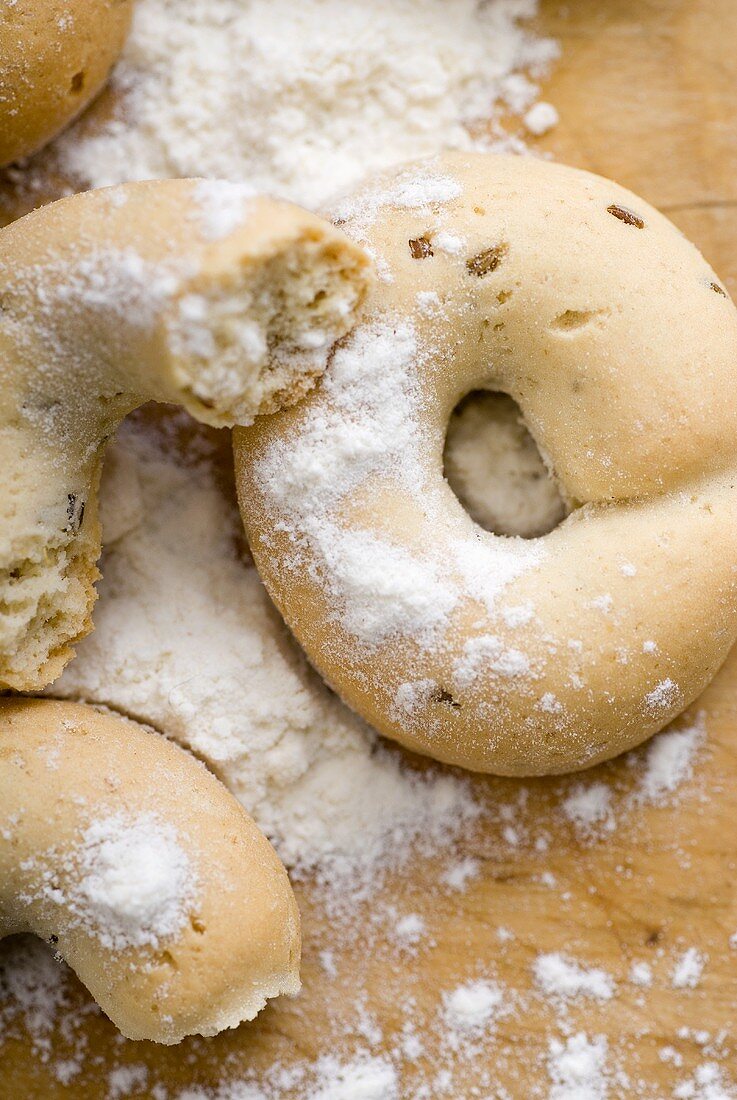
[
  {"left": 0, "top": 177, "right": 371, "bottom": 691},
  {"left": 235, "top": 151, "right": 737, "bottom": 776},
  {"left": 0, "top": 697, "right": 300, "bottom": 1043}
]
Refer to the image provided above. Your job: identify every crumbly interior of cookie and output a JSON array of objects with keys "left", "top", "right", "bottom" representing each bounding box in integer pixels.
[
  {"left": 170, "top": 239, "right": 367, "bottom": 425},
  {"left": 0, "top": 508, "right": 98, "bottom": 693}
]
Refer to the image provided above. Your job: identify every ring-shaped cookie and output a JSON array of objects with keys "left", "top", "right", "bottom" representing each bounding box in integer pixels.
[{"left": 235, "top": 153, "right": 737, "bottom": 776}]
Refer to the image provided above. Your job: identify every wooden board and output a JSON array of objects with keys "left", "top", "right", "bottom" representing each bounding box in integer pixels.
[{"left": 2, "top": 0, "right": 737, "bottom": 1095}]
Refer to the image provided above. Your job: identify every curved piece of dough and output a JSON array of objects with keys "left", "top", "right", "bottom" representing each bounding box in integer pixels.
[
  {"left": 235, "top": 152, "right": 737, "bottom": 776},
  {"left": 0, "top": 178, "right": 371, "bottom": 691},
  {"left": 0, "top": 0, "right": 134, "bottom": 167},
  {"left": 0, "top": 697, "right": 301, "bottom": 1043}
]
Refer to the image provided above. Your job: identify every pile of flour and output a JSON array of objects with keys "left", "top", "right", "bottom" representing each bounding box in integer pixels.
[{"left": 42, "top": 0, "right": 558, "bottom": 208}]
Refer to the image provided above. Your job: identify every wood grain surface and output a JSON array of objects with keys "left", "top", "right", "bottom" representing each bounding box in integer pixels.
[{"left": 1, "top": 0, "right": 737, "bottom": 1096}]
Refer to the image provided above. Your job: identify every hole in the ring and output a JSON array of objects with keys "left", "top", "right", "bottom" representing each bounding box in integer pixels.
[{"left": 443, "top": 391, "right": 568, "bottom": 539}]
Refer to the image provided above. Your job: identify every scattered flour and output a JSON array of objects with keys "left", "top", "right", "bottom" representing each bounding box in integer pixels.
[
  {"left": 443, "top": 390, "right": 566, "bottom": 540},
  {"left": 108, "top": 1066, "right": 150, "bottom": 1099},
  {"left": 442, "top": 979, "right": 505, "bottom": 1033},
  {"left": 1, "top": 3, "right": 726, "bottom": 1093},
  {"left": 534, "top": 953, "right": 616, "bottom": 1002},
  {"left": 453, "top": 634, "right": 532, "bottom": 688},
  {"left": 193, "top": 179, "right": 258, "bottom": 241},
  {"left": 673, "top": 1063, "right": 737, "bottom": 1100},
  {"left": 441, "top": 858, "right": 481, "bottom": 891},
  {"left": 553, "top": 713, "right": 706, "bottom": 844},
  {"left": 629, "top": 962, "right": 653, "bottom": 988},
  {"left": 37, "top": 0, "right": 558, "bottom": 209},
  {"left": 305, "top": 1055, "right": 398, "bottom": 1100},
  {"left": 393, "top": 913, "right": 426, "bottom": 948},
  {"left": 523, "top": 100, "right": 559, "bottom": 135},
  {"left": 561, "top": 782, "right": 615, "bottom": 839},
  {"left": 0, "top": 939, "right": 73, "bottom": 1061},
  {"left": 539, "top": 691, "right": 563, "bottom": 714},
  {"left": 671, "top": 948, "right": 706, "bottom": 990},
  {"left": 547, "top": 1033, "right": 610, "bottom": 1100},
  {"left": 254, "top": 309, "right": 544, "bottom": 659},
  {"left": 636, "top": 715, "right": 704, "bottom": 804},
  {"left": 645, "top": 678, "right": 680, "bottom": 714},
  {"left": 432, "top": 230, "right": 466, "bottom": 255}
]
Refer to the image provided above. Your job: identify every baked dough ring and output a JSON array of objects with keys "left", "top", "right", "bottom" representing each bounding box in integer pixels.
[
  {"left": 0, "top": 1, "right": 133, "bottom": 167},
  {"left": 0, "top": 697, "right": 300, "bottom": 1044},
  {"left": 0, "top": 178, "right": 371, "bottom": 691},
  {"left": 235, "top": 152, "right": 737, "bottom": 776}
]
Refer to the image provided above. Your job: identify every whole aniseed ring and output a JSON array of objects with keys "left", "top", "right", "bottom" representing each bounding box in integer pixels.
[
  {"left": 0, "top": 178, "right": 371, "bottom": 691},
  {"left": 0, "top": 697, "right": 300, "bottom": 1044},
  {"left": 235, "top": 152, "right": 737, "bottom": 776}
]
